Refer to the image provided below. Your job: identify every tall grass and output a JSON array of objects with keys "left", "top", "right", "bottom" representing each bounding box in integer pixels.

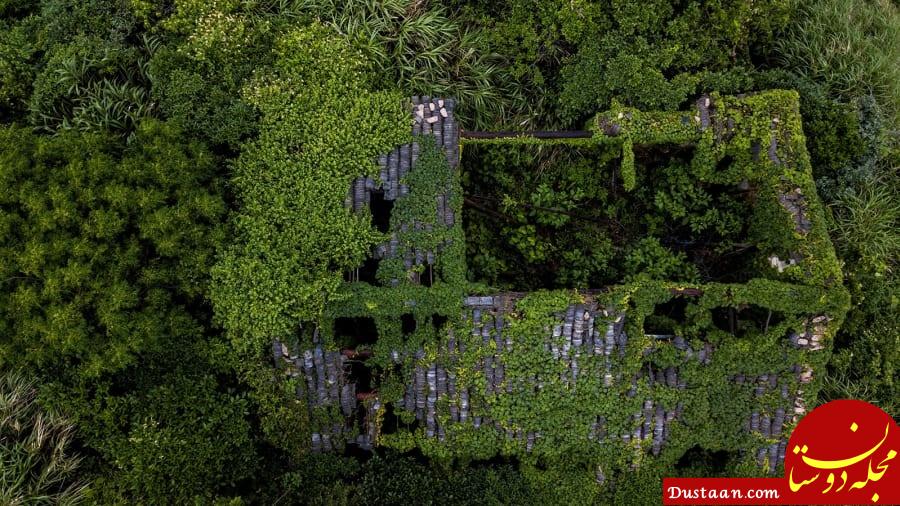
[
  {"left": 1, "top": 372, "right": 87, "bottom": 505},
  {"left": 292, "top": 0, "right": 520, "bottom": 128},
  {"left": 775, "top": 0, "right": 900, "bottom": 129},
  {"left": 830, "top": 172, "right": 900, "bottom": 271}
]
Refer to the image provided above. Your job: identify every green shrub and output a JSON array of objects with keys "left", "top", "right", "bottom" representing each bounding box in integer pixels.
[
  {"left": 553, "top": 0, "right": 792, "bottom": 124},
  {"left": 0, "top": 119, "right": 225, "bottom": 379},
  {"left": 353, "top": 454, "right": 539, "bottom": 505},
  {"left": 1, "top": 371, "right": 88, "bottom": 505},
  {"left": 35, "top": 0, "right": 141, "bottom": 45},
  {"left": 210, "top": 22, "right": 409, "bottom": 456},
  {"left": 211, "top": 22, "right": 408, "bottom": 342},
  {"left": 69, "top": 371, "right": 256, "bottom": 502},
  {"left": 150, "top": 0, "right": 274, "bottom": 148},
  {"left": 823, "top": 317, "right": 900, "bottom": 418},
  {"left": 0, "top": 0, "right": 38, "bottom": 18},
  {"left": 0, "top": 119, "right": 261, "bottom": 502},
  {"left": 0, "top": 21, "right": 37, "bottom": 120},
  {"left": 150, "top": 47, "right": 261, "bottom": 149},
  {"left": 462, "top": 141, "right": 749, "bottom": 290}
]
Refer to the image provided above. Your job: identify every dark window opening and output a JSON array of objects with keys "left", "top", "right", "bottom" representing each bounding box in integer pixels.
[
  {"left": 716, "top": 155, "right": 735, "bottom": 172},
  {"left": 353, "top": 402, "right": 371, "bottom": 447},
  {"left": 740, "top": 304, "right": 785, "bottom": 333},
  {"left": 347, "top": 360, "right": 374, "bottom": 393},
  {"left": 432, "top": 314, "right": 448, "bottom": 331},
  {"left": 675, "top": 445, "right": 733, "bottom": 475},
  {"left": 401, "top": 313, "right": 417, "bottom": 335},
  {"left": 712, "top": 307, "right": 736, "bottom": 335},
  {"left": 347, "top": 256, "right": 380, "bottom": 285},
  {"left": 712, "top": 305, "right": 786, "bottom": 337},
  {"left": 379, "top": 403, "right": 400, "bottom": 435},
  {"left": 644, "top": 297, "right": 688, "bottom": 335},
  {"left": 420, "top": 263, "right": 435, "bottom": 287},
  {"left": 343, "top": 441, "right": 374, "bottom": 460},
  {"left": 370, "top": 190, "right": 394, "bottom": 233},
  {"left": 334, "top": 317, "right": 379, "bottom": 347}
]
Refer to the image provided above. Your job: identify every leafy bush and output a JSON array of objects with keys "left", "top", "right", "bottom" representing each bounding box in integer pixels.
[
  {"left": 209, "top": 23, "right": 409, "bottom": 457},
  {"left": 1, "top": 371, "right": 88, "bottom": 505},
  {"left": 463, "top": 142, "right": 748, "bottom": 290},
  {"left": 0, "top": 120, "right": 225, "bottom": 375},
  {"left": 483, "top": 0, "right": 793, "bottom": 126},
  {"left": 823, "top": 316, "right": 900, "bottom": 418},
  {"left": 0, "top": 21, "right": 37, "bottom": 120},
  {"left": 211, "top": 23, "right": 408, "bottom": 342},
  {"left": 35, "top": 0, "right": 141, "bottom": 45},
  {"left": 149, "top": 0, "right": 273, "bottom": 148},
  {"left": 0, "top": 120, "right": 260, "bottom": 502},
  {"left": 66, "top": 370, "right": 256, "bottom": 502},
  {"left": 354, "top": 454, "right": 539, "bottom": 505},
  {"left": 150, "top": 46, "right": 262, "bottom": 149}
]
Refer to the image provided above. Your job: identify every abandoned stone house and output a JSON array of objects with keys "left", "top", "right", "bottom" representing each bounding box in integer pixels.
[{"left": 273, "top": 92, "right": 841, "bottom": 479}]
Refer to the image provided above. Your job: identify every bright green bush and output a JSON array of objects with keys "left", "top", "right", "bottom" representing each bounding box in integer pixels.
[
  {"left": 1, "top": 371, "right": 88, "bottom": 505},
  {"left": 0, "top": 120, "right": 260, "bottom": 502},
  {"left": 211, "top": 23, "right": 408, "bottom": 342},
  {"left": 209, "top": 23, "right": 409, "bottom": 456},
  {"left": 0, "top": 121, "right": 225, "bottom": 375}
]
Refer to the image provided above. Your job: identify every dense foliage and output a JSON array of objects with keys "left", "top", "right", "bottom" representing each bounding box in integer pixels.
[{"left": 0, "top": 0, "right": 896, "bottom": 503}]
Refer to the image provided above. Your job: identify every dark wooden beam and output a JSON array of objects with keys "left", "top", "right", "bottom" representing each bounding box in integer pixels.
[
  {"left": 669, "top": 287, "right": 704, "bottom": 297},
  {"left": 460, "top": 130, "right": 593, "bottom": 139}
]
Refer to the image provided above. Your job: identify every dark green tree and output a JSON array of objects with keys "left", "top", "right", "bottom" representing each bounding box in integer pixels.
[{"left": 0, "top": 121, "right": 256, "bottom": 501}]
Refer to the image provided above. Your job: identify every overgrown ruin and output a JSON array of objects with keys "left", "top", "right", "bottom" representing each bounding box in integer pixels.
[{"left": 273, "top": 91, "right": 849, "bottom": 484}]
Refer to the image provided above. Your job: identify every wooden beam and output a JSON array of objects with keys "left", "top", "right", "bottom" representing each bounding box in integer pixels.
[
  {"left": 669, "top": 287, "right": 704, "bottom": 297},
  {"left": 460, "top": 130, "right": 593, "bottom": 139}
]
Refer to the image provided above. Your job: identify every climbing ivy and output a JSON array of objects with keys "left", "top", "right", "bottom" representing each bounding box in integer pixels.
[
  {"left": 209, "top": 22, "right": 410, "bottom": 454},
  {"left": 211, "top": 23, "right": 410, "bottom": 345}
]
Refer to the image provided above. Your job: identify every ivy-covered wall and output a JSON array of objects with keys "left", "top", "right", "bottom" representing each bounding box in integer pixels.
[{"left": 274, "top": 90, "right": 848, "bottom": 496}]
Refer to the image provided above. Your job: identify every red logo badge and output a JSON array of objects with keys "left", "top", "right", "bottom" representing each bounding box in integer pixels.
[
  {"left": 785, "top": 399, "right": 899, "bottom": 504},
  {"left": 663, "top": 400, "right": 899, "bottom": 504}
]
